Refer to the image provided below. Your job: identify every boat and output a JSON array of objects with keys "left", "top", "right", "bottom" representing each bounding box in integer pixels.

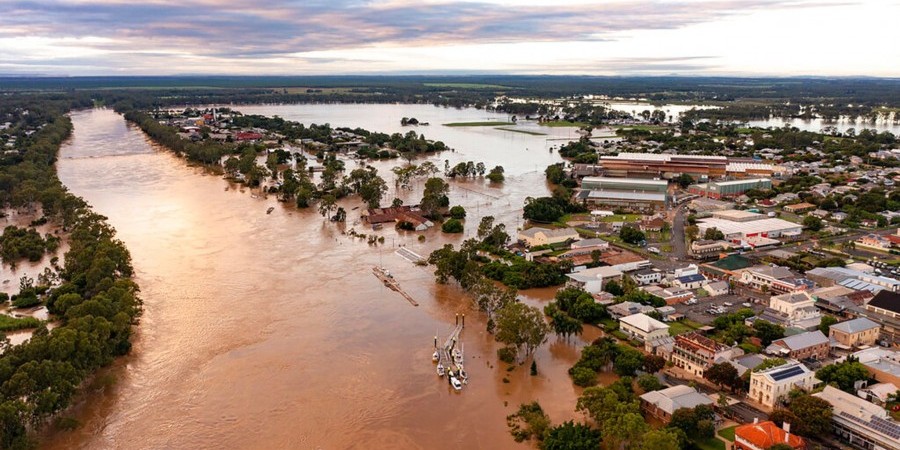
[
  {"left": 450, "top": 376, "right": 463, "bottom": 391},
  {"left": 266, "top": 207, "right": 275, "bottom": 214},
  {"left": 453, "top": 347, "right": 463, "bottom": 365},
  {"left": 459, "top": 368, "right": 468, "bottom": 384},
  {"left": 437, "top": 363, "right": 445, "bottom": 377},
  {"left": 432, "top": 351, "right": 439, "bottom": 362}
]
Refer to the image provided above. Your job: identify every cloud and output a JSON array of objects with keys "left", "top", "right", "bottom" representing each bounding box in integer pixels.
[{"left": 0, "top": 0, "right": 875, "bottom": 75}]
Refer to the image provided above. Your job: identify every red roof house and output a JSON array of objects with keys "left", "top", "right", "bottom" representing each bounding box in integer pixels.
[{"left": 735, "top": 420, "right": 805, "bottom": 450}]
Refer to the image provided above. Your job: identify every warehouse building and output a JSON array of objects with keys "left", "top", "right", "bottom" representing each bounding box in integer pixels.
[
  {"left": 698, "top": 210, "right": 802, "bottom": 242},
  {"left": 578, "top": 177, "right": 670, "bottom": 212},
  {"left": 689, "top": 178, "right": 772, "bottom": 199},
  {"left": 597, "top": 153, "right": 781, "bottom": 179}
]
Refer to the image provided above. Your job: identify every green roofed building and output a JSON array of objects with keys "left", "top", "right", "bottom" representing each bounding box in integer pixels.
[{"left": 700, "top": 254, "right": 753, "bottom": 281}]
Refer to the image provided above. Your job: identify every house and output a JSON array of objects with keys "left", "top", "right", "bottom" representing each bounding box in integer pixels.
[
  {"left": 749, "top": 361, "right": 819, "bottom": 407},
  {"left": 813, "top": 385, "right": 900, "bottom": 450},
  {"left": 619, "top": 313, "right": 670, "bottom": 343},
  {"left": 831, "top": 211, "right": 848, "bottom": 222},
  {"left": 766, "top": 331, "right": 830, "bottom": 360},
  {"left": 365, "top": 206, "right": 434, "bottom": 230},
  {"left": 608, "top": 301, "right": 655, "bottom": 319},
  {"left": 863, "top": 290, "right": 900, "bottom": 344},
  {"left": 856, "top": 234, "right": 892, "bottom": 252},
  {"left": 633, "top": 268, "right": 663, "bottom": 285},
  {"left": 829, "top": 317, "right": 880, "bottom": 349},
  {"left": 640, "top": 385, "right": 713, "bottom": 422},
  {"left": 517, "top": 227, "right": 579, "bottom": 247},
  {"left": 673, "top": 273, "right": 707, "bottom": 290},
  {"left": 784, "top": 202, "right": 816, "bottom": 214},
  {"left": 853, "top": 347, "right": 900, "bottom": 387},
  {"left": 672, "top": 332, "right": 743, "bottom": 377},
  {"left": 735, "top": 420, "right": 806, "bottom": 450},
  {"left": 703, "top": 280, "right": 730, "bottom": 297},
  {"left": 640, "top": 217, "right": 666, "bottom": 232},
  {"left": 566, "top": 266, "right": 623, "bottom": 294},
  {"left": 642, "top": 285, "right": 695, "bottom": 305}
]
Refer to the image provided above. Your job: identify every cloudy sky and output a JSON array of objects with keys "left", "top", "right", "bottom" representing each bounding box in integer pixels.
[{"left": 2, "top": 0, "right": 898, "bottom": 76}]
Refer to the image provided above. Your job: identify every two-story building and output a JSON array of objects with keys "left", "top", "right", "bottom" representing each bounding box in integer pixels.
[
  {"left": 517, "top": 227, "right": 579, "bottom": 247},
  {"left": 640, "top": 385, "right": 713, "bottom": 422},
  {"left": 740, "top": 265, "right": 808, "bottom": 294},
  {"left": 671, "top": 332, "right": 742, "bottom": 377},
  {"left": 766, "top": 331, "right": 830, "bottom": 361},
  {"left": 829, "top": 317, "right": 880, "bottom": 349},
  {"left": 863, "top": 290, "right": 900, "bottom": 345},
  {"left": 749, "top": 361, "right": 819, "bottom": 408},
  {"left": 565, "top": 266, "right": 623, "bottom": 294}
]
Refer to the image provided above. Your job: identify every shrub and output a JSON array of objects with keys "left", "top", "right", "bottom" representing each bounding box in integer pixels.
[{"left": 442, "top": 218, "right": 464, "bottom": 233}]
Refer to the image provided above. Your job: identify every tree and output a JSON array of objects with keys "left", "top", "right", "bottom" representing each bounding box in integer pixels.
[
  {"left": 636, "top": 428, "right": 683, "bottom": 450},
  {"left": 637, "top": 373, "right": 665, "bottom": 392},
  {"left": 818, "top": 315, "right": 838, "bottom": 335},
  {"left": 441, "top": 218, "right": 464, "bottom": 233},
  {"left": 487, "top": 165, "right": 505, "bottom": 183},
  {"left": 668, "top": 405, "right": 715, "bottom": 439},
  {"left": 787, "top": 395, "right": 833, "bottom": 437},
  {"left": 507, "top": 402, "right": 551, "bottom": 443},
  {"left": 643, "top": 354, "right": 666, "bottom": 374},
  {"left": 449, "top": 205, "right": 466, "bottom": 219},
  {"left": 540, "top": 421, "right": 601, "bottom": 450},
  {"left": 477, "top": 216, "right": 495, "bottom": 239},
  {"left": 703, "top": 227, "right": 725, "bottom": 241},
  {"left": 495, "top": 302, "right": 550, "bottom": 361},
  {"left": 753, "top": 320, "right": 785, "bottom": 346},
  {"left": 620, "top": 226, "right": 645, "bottom": 245},
  {"left": 420, "top": 177, "right": 450, "bottom": 219},
  {"left": 603, "top": 279, "right": 624, "bottom": 296},
  {"left": 816, "top": 360, "right": 870, "bottom": 392},
  {"left": 674, "top": 174, "right": 695, "bottom": 189},
  {"left": 318, "top": 194, "right": 336, "bottom": 219},
  {"left": 685, "top": 225, "right": 699, "bottom": 243},
  {"left": 613, "top": 346, "right": 645, "bottom": 376},
  {"left": 523, "top": 197, "right": 566, "bottom": 223},
  {"left": 705, "top": 362, "right": 741, "bottom": 392},
  {"left": 803, "top": 215, "right": 823, "bottom": 232}
]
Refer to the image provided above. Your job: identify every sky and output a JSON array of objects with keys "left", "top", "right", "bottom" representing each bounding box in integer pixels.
[{"left": 1, "top": 0, "right": 899, "bottom": 77}]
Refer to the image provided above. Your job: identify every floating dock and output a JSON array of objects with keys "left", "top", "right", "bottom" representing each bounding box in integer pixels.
[{"left": 372, "top": 266, "right": 419, "bottom": 306}]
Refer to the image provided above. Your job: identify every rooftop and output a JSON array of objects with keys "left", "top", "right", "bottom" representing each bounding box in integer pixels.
[
  {"left": 582, "top": 176, "right": 669, "bottom": 186},
  {"left": 735, "top": 421, "right": 805, "bottom": 450},
  {"left": 640, "top": 385, "right": 713, "bottom": 415},
  {"left": 754, "top": 360, "right": 814, "bottom": 383},
  {"left": 620, "top": 313, "right": 669, "bottom": 334},
  {"left": 771, "top": 330, "right": 829, "bottom": 351},
  {"left": 868, "top": 291, "right": 900, "bottom": 314},
  {"left": 698, "top": 217, "right": 802, "bottom": 237},
  {"left": 814, "top": 386, "right": 900, "bottom": 442},
  {"left": 585, "top": 190, "right": 667, "bottom": 202},
  {"left": 830, "top": 317, "right": 880, "bottom": 334},
  {"left": 519, "top": 227, "right": 578, "bottom": 239}
]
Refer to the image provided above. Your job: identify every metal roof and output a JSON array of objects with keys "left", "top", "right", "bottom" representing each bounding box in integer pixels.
[{"left": 830, "top": 317, "right": 879, "bottom": 334}]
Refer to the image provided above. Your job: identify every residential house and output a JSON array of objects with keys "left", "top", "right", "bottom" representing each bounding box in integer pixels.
[
  {"left": 858, "top": 382, "right": 899, "bottom": 406},
  {"left": 856, "top": 234, "right": 892, "bottom": 252},
  {"left": 642, "top": 285, "right": 695, "bottom": 305},
  {"left": 735, "top": 420, "right": 806, "bottom": 450},
  {"left": 784, "top": 202, "right": 816, "bottom": 214},
  {"left": 829, "top": 317, "right": 880, "bottom": 349},
  {"left": 813, "top": 386, "right": 900, "bottom": 450},
  {"left": 517, "top": 227, "right": 579, "bottom": 247},
  {"left": 640, "top": 217, "right": 666, "bottom": 233},
  {"left": 749, "top": 361, "right": 819, "bottom": 407},
  {"left": 640, "top": 385, "right": 713, "bottom": 422},
  {"left": 566, "top": 266, "right": 623, "bottom": 294},
  {"left": 619, "top": 313, "right": 670, "bottom": 343},
  {"left": 831, "top": 211, "right": 848, "bottom": 222},
  {"left": 671, "top": 332, "right": 743, "bottom": 377},
  {"left": 766, "top": 331, "right": 830, "bottom": 360}
]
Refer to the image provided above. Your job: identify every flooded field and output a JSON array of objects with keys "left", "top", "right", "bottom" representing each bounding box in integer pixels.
[{"left": 44, "top": 106, "right": 601, "bottom": 449}]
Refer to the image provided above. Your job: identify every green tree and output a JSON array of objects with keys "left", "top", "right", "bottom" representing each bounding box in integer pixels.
[
  {"left": 420, "top": 177, "right": 450, "bottom": 219},
  {"left": 540, "top": 421, "right": 601, "bottom": 450},
  {"left": 803, "top": 215, "right": 823, "bottom": 231},
  {"left": 620, "top": 226, "right": 645, "bottom": 245},
  {"left": 507, "top": 402, "right": 551, "bottom": 443},
  {"left": 523, "top": 197, "right": 566, "bottom": 223},
  {"left": 753, "top": 320, "right": 785, "bottom": 346},
  {"left": 787, "top": 395, "right": 833, "bottom": 437},
  {"left": 442, "top": 218, "right": 464, "bottom": 233},
  {"left": 705, "top": 362, "right": 741, "bottom": 392},
  {"left": 449, "top": 205, "right": 466, "bottom": 219},
  {"left": 636, "top": 428, "right": 683, "bottom": 450},
  {"left": 818, "top": 315, "right": 838, "bottom": 335},
  {"left": 613, "top": 346, "right": 645, "bottom": 376},
  {"left": 816, "top": 360, "right": 870, "bottom": 392},
  {"left": 637, "top": 373, "right": 665, "bottom": 392},
  {"left": 487, "top": 165, "right": 505, "bottom": 183},
  {"left": 495, "top": 302, "right": 550, "bottom": 361},
  {"left": 643, "top": 354, "right": 666, "bottom": 374},
  {"left": 703, "top": 227, "right": 725, "bottom": 241}
]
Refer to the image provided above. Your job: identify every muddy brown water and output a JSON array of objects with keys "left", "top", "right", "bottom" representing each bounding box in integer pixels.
[{"left": 42, "top": 107, "right": 605, "bottom": 449}]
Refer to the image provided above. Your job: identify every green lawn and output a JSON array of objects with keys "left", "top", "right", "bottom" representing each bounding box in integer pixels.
[
  {"left": 494, "top": 127, "right": 547, "bottom": 136},
  {"left": 718, "top": 426, "right": 736, "bottom": 442},
  {"left": 695, "top": 437, "right": 726, "bottom": 450},
  {"left": 443, "top": 121, "right": 515, "bottom": 127},
  {"left": 600, "top": 214, "right": 642, "bottom": 223},
  {"left": 668, "top": 320, "right": 700, "bottom": 336}
]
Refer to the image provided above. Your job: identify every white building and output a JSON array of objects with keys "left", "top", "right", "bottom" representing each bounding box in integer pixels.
[
  {"left": 749, "top": 361, "right": 819, "bottom": 408},
  {"left": 517, "top": 227, "right": 579, "bottom": 247},
  {"left": 633, "top": 268, "right": 663, "bottom": 285},
  {"left": 566, "top": 266, "right": 623, "bottom": 294},
  {"left": 767, "top": 291, "right": 822, "bottom": 330},
  {"left": 619, "top": 313, "right": 670, "bottom": 343},
  {"left": 739, "top": 265, "right": 807, "bottom": 294},
  {"left": 703, "top": 280, "right": 730, "bottom": 297},
  {"left": 640, "top": 385, "right": 713, "bottom": 422},
  {"left": 698, "top": 216, "right": 802, "bottom": 241}
]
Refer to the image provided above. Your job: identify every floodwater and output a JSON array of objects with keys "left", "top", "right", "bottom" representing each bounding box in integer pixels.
[
  {"left": 748, "top": 114, "right": 900, "bottom": 134},
  {"left": 45, "top": 107, "right": 602, "bottom": 449}
]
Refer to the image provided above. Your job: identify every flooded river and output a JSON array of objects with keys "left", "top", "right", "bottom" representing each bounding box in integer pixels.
[{"left": 45, "top": 107, "right": 600, "bottom": 449}]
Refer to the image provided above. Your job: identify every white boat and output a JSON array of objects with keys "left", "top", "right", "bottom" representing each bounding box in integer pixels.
[
  {"left": 437, "top": 363, "right": 445, "bottom": 377},
  {"left": 459, "top": 368, "right": 468, "bottom": 383},
  {"left": 453, "top": 347, "right": 463, "bottom": 365},
  {"left": 432, "top": 351, "right": 439, "bottom": 362},
  {"left": 450, "top": 376, "right": 463, "bottom": 391}
]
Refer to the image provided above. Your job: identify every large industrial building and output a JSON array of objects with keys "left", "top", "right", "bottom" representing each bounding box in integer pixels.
[
  {"left": 577, "top": 177, "right": 669, "bottom": 211},
  {"left": 697, "top": 210, "right": 802, "bottom": 242},
  {"left": 688, "top": 178, "right": 772, "bottom": 199},
  {"left": 597, "top": 153, "right": 782, "bottom": 180}
]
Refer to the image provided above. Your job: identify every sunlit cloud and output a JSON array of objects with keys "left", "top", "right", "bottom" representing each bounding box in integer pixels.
[{"left": 0, "top": 0, "right": 897, "bottom": 76}]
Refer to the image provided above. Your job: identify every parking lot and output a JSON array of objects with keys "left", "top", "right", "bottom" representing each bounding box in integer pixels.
[{"left": 673, "top": 293, "right": 768, "bottom": 326}]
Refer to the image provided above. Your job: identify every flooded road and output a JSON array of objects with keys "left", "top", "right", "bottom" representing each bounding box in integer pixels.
[{"left": 46, "top": 108, "right": 598, "bottom": 449}]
